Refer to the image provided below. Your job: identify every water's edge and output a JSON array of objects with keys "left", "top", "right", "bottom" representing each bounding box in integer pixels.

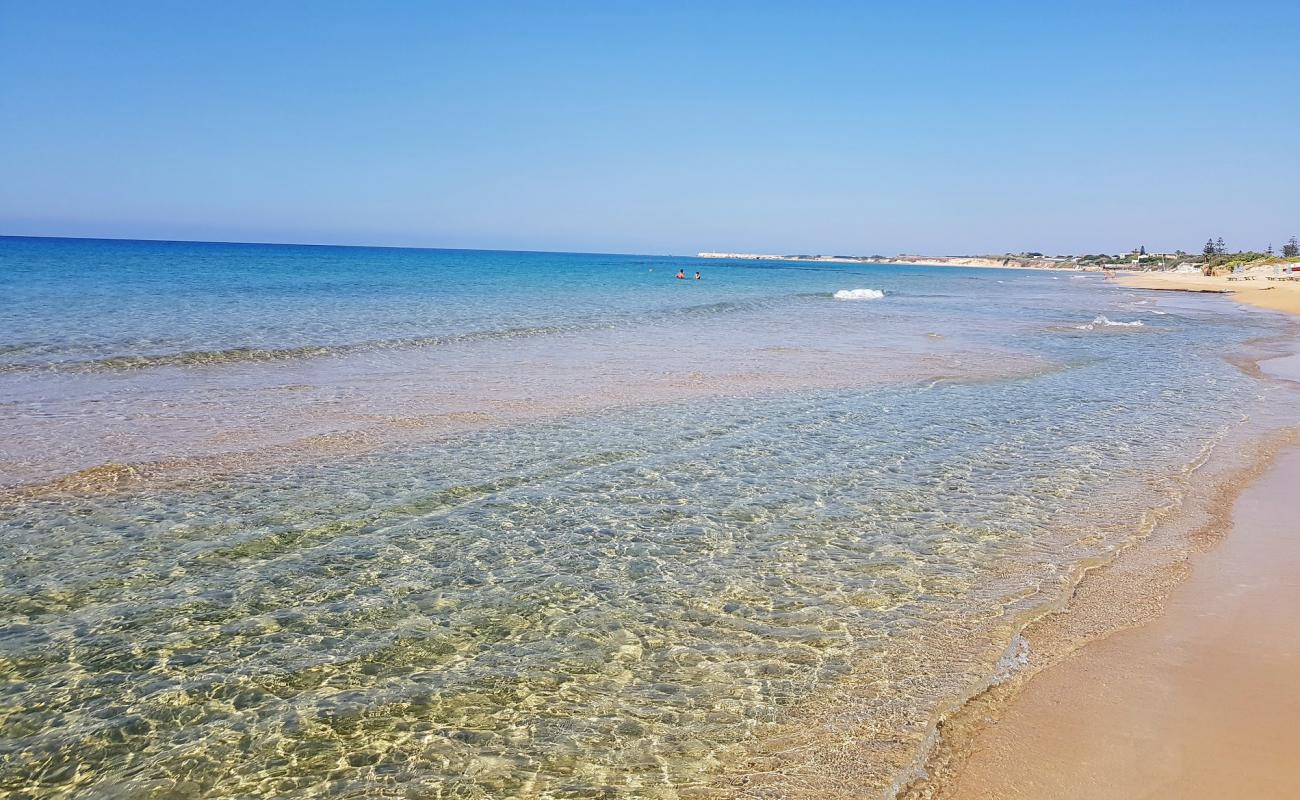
[
  {"left": 6, "top": 240, "right": 1295, "bottom": 798},
  {"left": 894, "top": 336, "right": 1300, "bottom": 800}
]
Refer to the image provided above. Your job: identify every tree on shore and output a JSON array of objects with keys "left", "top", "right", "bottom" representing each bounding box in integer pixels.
[
  {"left": 1284, "top": 237, "right": 1299, "bottom": 258},
  {"left": 1203, "top": 238, "right": 1217, "bottom": 257},
  {"left": 1215, "top": 237, "right": 1226, "bottom": 255}
]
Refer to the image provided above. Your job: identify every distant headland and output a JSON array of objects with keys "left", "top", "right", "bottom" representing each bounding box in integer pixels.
[
  {"left": 698, "top": 251, "right": 1091, "bottom": 270},
  {"left": 699, "top": 239, "right": 1300, "bottom": 278}
]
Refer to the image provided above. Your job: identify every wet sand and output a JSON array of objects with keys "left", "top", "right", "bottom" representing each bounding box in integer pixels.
[
  {"left": 924, "top": 441, "right": 1300, "bottom": 799},
  {"left": 899, "top": 287, "right": 1300, "bottom": 800},
  {"left": 1116, "top": 271, "right": 1300, "bottom": 315}
]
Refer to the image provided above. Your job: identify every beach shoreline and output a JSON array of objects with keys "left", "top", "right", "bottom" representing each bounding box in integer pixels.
[
  {"left": 1116, "top": 270, "right": 1300, "bottom": 315},
  {"left": 715, "top": 324, "right": 1300, "bottom": 799},
  {"left": 899, "top": 429, "right": 1299, "bottom": 799},
  {"left": 698, "top": 252, "right": 1090, "bottom": 272},
  {"left": 6, "top": 239, "right": 1297, "bottom": 799},
  {"left": 900, "top": 295, "right": 1300, "bottom": 799}
]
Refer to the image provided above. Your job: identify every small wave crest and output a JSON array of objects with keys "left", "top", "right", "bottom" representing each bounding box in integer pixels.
[
  {"left": 833, "top": 288, "right": 885, "bottom": 300},
  {"left": 2, "top": 296, "right": 801, "bottom": 374},
  {"left": 2, "top": 325, "right": 571, "bottom": 374},
  {"left": 1076, "top": 315, "right": 1144, "bottom": 331}
]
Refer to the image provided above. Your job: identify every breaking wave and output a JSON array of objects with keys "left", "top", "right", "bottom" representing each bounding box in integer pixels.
[
  {"left": 833, "top": 288, "right": 885, "bottom": 300},
  {"left": 1076, "top": 315, "right": 1145, "bottom": 331}
]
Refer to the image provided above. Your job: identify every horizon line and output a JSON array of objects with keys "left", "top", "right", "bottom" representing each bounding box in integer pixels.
[
  {"left": 0, "top": 233, "right": 688, "bottom": 260},
  {"left": 0, "top": 233, "right": 1185, "bottom": 260}
]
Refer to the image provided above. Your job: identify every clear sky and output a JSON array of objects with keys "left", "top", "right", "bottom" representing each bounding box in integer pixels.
[{"left": 2, "top": 1, "right": 1297, "bottom": 256}]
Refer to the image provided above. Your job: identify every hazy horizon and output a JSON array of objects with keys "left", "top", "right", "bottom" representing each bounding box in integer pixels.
[
  {"left": 3, "top": 2, "right": 1298, "bottom": 255},
  {"left": 0, "top": 232, "right": 1222, "bottom": 259}
]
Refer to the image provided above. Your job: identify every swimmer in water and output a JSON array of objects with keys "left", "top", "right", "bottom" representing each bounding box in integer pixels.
[
  {"left": 675, "top": 269, "right": 685, "bottom": 280},
  {"left": 694, "top": 271, "right": 701, "bottom": 280}
]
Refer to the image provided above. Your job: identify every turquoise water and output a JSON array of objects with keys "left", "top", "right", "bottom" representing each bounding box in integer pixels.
[
  {"left": 0, "top": 237, "right": 1291, "bottom": 797},
  {"left": 1, "top": 238, "right": 973, "bottom": 372}
]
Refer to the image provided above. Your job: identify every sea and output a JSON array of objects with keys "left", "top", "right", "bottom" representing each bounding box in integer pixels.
[{"left": 1, "top": 236, "right": 1295, "bottom": 798}]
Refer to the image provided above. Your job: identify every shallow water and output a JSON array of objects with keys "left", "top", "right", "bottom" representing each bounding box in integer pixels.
[{"left": 0, "top": 238, "right": 1291, "bottom": 797}]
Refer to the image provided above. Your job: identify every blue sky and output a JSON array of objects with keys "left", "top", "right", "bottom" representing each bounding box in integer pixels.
[{"left": 2, "top": 1, "right": 1297, "bottom": 255}]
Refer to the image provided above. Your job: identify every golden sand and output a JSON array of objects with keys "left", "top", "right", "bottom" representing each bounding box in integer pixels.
[
  {"left": 914, "top": 442, "right": 1300, "bottom": 799},
  {"left": 901, "top": 332, "right": 1300, "bottom": 800},
  {"left": 1116, "top": 271, "right": 1300, "bottom": 316}
]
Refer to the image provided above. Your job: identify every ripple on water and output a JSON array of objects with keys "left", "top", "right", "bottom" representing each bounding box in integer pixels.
[{"left": 0, "top": 323, "right": 1283, "bottom": 799}]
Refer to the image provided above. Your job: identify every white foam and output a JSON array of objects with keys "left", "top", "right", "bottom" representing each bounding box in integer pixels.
[
  {"left": 833, "top": 288, "right": 885, "bottom": 300},
  {"left": 1076, "top": 315, "right": 1145, "bottom": 330},
  {"left": 993, "top": 633, "right": 1030, "bottom": 684}
]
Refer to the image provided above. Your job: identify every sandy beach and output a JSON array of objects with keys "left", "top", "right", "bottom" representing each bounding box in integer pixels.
[
  {"left": 916, "top": 439, "right": 1300, "bottom": 800},
  {"left": 7, "top": 4, "right": 1300, "bottom": 798},
  {"left": 905, "top": 286, "right": 1300, "bottom": 800},
  {"left": 27, "top": 239, "right": 1279, "bottom": 799},
  {"left": 1116, "top": 270, "right": 1300, "bottom": 315}
]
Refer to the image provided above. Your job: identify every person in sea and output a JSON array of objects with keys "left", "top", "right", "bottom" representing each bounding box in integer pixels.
[
  {"left": 676, "top": 269, "right": 685, "bottom": 280},
  {"left": 694, "top": 271, "right": 701, "bottom": 280}
]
